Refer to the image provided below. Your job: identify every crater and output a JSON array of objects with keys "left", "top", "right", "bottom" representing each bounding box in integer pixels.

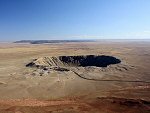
[
  {"left": 25, "top": 55, "right": 131, "bottom": 78},
  {"left": 26, "top": 55, "right": 121, "bottom": 68},
  {"left": 25, "top": 55, "right": 135, "bottom": 80}
]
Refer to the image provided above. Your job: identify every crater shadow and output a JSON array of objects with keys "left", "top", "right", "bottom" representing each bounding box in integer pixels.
[{"left": 59, "top": 55, "right": 121, "bottom": 67}]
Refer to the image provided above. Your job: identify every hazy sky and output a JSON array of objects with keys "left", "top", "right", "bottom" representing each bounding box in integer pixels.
[{"left": 0, "top": 0, "right": 150, "bottom": 41}]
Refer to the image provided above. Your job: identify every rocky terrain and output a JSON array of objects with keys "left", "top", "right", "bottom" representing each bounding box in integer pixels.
[{"left": 0, "top": 97, "right": 149, "bottom": 113}]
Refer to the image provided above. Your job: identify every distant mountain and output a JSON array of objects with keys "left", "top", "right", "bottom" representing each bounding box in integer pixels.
[{"left": 14, "top": 40, "right": 95, "bottom": 44}]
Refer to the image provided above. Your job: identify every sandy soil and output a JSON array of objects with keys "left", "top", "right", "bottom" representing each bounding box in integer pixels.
[{"left": 0, "top": 41, "right": 150, "bottom": 112}]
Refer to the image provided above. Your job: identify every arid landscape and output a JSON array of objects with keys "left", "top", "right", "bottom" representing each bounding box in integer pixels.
[
  {"left": 0, "top": 41, "right": 150, "bottom": 113},
  {"left": 1, "top": 0, "right": 150, "bottom": 112}
]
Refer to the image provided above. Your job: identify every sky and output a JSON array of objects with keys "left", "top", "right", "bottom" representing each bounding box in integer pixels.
[{"left": 0, "top": 0, "right": 150, "bottom": 41}]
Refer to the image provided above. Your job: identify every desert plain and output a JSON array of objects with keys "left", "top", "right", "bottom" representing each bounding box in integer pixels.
[{"left": 0, "top": 41, "right": 150, "bottom": 113}]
